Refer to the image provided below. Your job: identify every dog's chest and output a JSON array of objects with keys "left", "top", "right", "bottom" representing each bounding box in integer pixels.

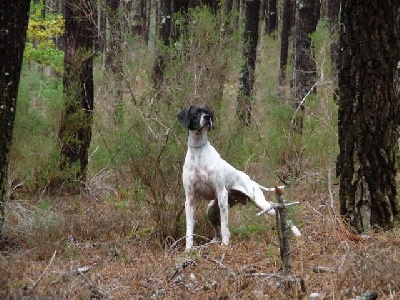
[{"left": 183, "top": 149, "right": 221, "bottom": 200}]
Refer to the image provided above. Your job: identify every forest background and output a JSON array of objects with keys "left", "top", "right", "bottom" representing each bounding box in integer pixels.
[{"left": 1, "top": 0, "right": 400, "bottom": 299}]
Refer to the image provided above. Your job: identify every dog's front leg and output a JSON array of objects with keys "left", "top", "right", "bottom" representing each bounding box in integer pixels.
[
  {"left": 217, "top": 188, "right": 230, "bottom": 245},
  {"left": 185, "top": 191, "right": 195, "bottom": 250}
]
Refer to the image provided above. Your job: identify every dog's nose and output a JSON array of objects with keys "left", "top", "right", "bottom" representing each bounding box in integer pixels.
[{"left": 203, "top": 114, "right": 211, "bottom": 121}]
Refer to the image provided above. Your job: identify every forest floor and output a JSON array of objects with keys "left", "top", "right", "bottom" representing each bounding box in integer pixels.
[{"left": 2, "top": 184, "right": 400, "bottom": 300}]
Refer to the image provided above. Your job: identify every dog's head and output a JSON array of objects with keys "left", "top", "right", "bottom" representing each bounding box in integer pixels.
[{"left": 177, "top": 105, "right": 214, "bottom": 132}]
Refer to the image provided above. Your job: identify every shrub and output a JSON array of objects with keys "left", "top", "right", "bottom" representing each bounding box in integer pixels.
[{"left": 24, "top": 0, "right": 65, "bottom": 73}]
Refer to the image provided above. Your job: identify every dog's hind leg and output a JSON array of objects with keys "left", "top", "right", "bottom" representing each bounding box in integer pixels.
[
  {"left": 251, "top": 184, "right": 276, "bottom": 215},
  {"left": 207, "top": 200, "right": 222, "bottom": 241}
]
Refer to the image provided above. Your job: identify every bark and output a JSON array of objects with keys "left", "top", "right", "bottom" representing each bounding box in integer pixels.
[
  {"left": 153, "top": 0, "right": 213, "bottom": 98},
  {"left": 58, "top": 0, "right": 95, "bottom": 190},
  {"left": 236, "top": 0, "right": 260, "bottom": 126},
  {"left": 144, "top": 0, "right": 151, "bottom": 41},
  {"left": 232, "top": 0, "right": 239, "bottom": 31},
  {"left": 279, "top": 0, "right": 292, "bottom": 85},
  {"left": 0, "top": 1, "right": 30, "bottom": 233},
  {"left": 291, "top": 0, "right": 318, "bottom": 134},
  {"left": 95, "top": 0, "right": 106, "bottom": 57},
  {"left": 105, "top": 0, "right": 123, "bottom": 125},
  {"left": 337, "top": 0, "right": 400, "bottom": 231},
  {"left": 152, "top": 0, "right": 172, "bottom": 94},
  {"left": 260, "top": 0, "right": 266, "bottom": 21},
  {"left": 327, "top": 0, "right": 340, "bottom": 101},
  {"left": 313, "top": 0, "right": 321, "bottom": 28},
  {"left": 188, "top": 0, "right": 218, "bottom": 11},
  {"left": 274, "top": 189, "right": 292, "bottom": 275},
  {"left": 122, "top": 0, "right": 147, "bottom": 40},
  {"left": 265, "top": 0, "right": 277, "bottom": 36}
]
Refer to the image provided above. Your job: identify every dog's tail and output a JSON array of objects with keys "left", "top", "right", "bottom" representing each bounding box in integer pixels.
[{"left": 258, "top": 184, "right": 285, "bottom": 192}]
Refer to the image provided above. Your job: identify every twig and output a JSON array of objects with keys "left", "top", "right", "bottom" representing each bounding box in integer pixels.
[
  {"left": 245, "top": 272, "right": 282, "bottom": 279},
  {"left": 31, "top": 250, "right": 57, "bottom": 290},
  {"left": 327, "top": 165, "right": 336, "bottom": 214},
  {"left": 157, "top": 128, "right": 170, "bottom": 166},
  {"left": 77, "top": 267, "right": 113, "bottom": 300},
  {"left": 291, "top": 80, "right": 324, "bottom": 125},
  {"left": 256, "top": 201, "right": 300, "bottom": 216},
  {"left": 305, "top": 202, "right": 327, "bottom": 220},
  {"left": 166, "top": 234, "right": 212, "bottom": 252},
  {"left": 194, "top": 239, "right": 222, "bottom": 251},
  {"left": 208, "top": 255, "right": 236, "bottom": 279},
  {"left": 336, "top": 241, "right": 350, "bottom": 274}
]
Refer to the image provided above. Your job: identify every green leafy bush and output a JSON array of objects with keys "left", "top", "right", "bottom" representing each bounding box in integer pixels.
[{"left": 24, "top": 0, "right": 65, "bottom": 72}]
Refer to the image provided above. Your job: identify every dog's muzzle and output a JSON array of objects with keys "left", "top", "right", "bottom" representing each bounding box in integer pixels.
[{"left": 199, "top": 114, "right": 213, "bottom": 132}]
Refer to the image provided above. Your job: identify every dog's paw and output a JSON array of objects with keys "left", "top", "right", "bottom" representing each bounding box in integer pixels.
[{"left": 221, "top": 237, "right": 230, "bottom": 246}]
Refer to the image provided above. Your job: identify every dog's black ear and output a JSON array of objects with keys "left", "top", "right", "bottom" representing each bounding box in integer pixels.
[{"left": 177, "top": 106, "right": 193, "bottom": 128}]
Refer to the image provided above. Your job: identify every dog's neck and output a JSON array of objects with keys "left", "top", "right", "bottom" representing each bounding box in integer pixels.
[{"left": 187, "top": 129, "right": 209, "bottom": 148}]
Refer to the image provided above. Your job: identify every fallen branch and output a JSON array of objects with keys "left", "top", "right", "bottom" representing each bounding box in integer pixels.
[
  {"left": 208, "top": 254, "right": 236, "bottom": 279},
  {"left": 166, "top": 234, "right": 214, "bottom": 252},
  {"left": 77, "top": 267, "right": 113, "bottom": 300},
  {"left": 30, "top": 250, "right": 57, "bottom": 290}
]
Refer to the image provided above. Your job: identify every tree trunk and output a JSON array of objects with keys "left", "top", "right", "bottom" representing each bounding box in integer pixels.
[
  {"left": 337, "top": 0, "right": 400, "bottom": 232},
  {"left": 232, "top": 0, "right": 239, "bottom": 31},
  {"left": 279, "top": 0, "right": 291, "bottom": 85},
  {"left": 152, "top": 0, "right": 172, "bottom": 95},
  {"left": 236, "top": 0, "right": 260, "bottom": 126},
  {"left": 95, "top": 0, "right": 106, "bottom": 65},
  {"left": 265, "top": 0, "right": 277, "bottom": 36},
  {"left": 105, "top": 0, "right": 124, "bottom": 125},
  {"left": 313, "top": 0, "right": 321, "bottom": 28},
  {"left": 260, "top": 0, "right": 266, "bottom": 21},
  {"left": 0, "top": 0, "right": 30, "bottom": 234},
  {"left": 327, "top": 0, "right": 340, "bottom": 101},
  {"left": 152, "top": 0, "right": 198, "bottom": 99},
  {"left": 58, "top": 0, "right": 95, "bottom": 190},
  {"left": 291, "top": 0, "right": 318, "bottom": 134}
]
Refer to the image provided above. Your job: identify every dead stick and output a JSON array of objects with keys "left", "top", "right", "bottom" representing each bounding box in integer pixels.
[
  {"left": 275, "top": 187, "right": 292, "bottom": 275},
  {"left": 31, "top": 250, "right": 57, "bottom": 290},
  {"left": 77, "top": 268, "right": 113, "bottom": 300}
]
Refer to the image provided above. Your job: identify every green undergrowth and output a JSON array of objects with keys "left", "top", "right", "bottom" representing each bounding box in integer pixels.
[{"left": 10, "top": 10, "right": 338, "bottom": 244}]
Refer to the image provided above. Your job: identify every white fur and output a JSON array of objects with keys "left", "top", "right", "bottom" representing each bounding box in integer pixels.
[{"left": 179, "top": 106, "right": 300, "bottom": 250}]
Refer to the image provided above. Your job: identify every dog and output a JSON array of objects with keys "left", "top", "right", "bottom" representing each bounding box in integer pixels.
[{"left": 177, "top": 105, "right": 300, "bottom": 250}]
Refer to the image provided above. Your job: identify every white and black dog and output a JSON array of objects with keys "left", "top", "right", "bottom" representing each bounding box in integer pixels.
[{"left": 177, "top": 105, "right": 300, "bottom": 250}]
